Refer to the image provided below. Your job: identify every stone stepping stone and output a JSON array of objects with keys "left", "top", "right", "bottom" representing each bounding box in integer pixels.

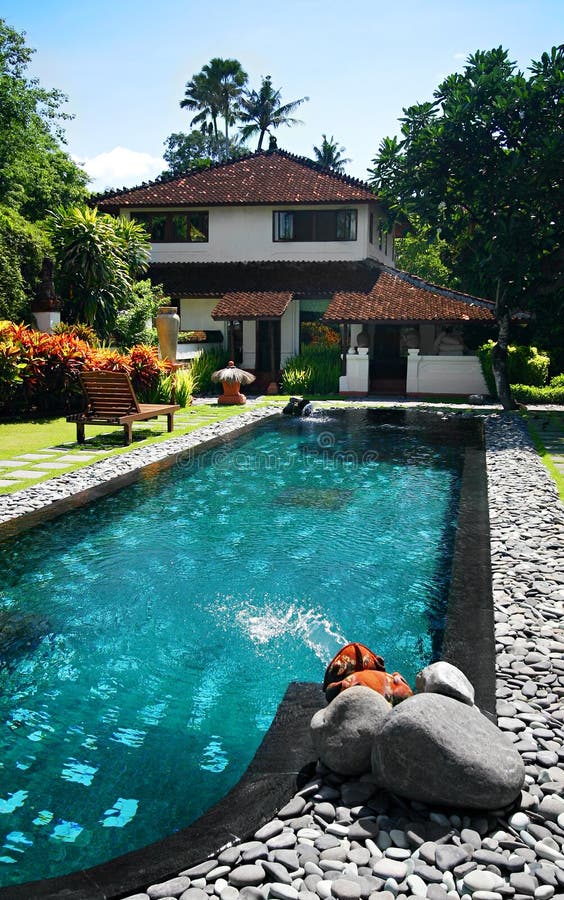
[
  {"left": 16, "top": 452, "right": 62, "bottom": 460},
  {"left": 58, "top": 453, "right": 98, "bottom": 461},
  {"left": 31, "top": 460, "right": 74, "bottom": 469},
  {"left": 0, "top": 460, "right": 38, "bottom": 468},
  {"left": 2, "top": 469, "right": 49, "bottom": 478}
]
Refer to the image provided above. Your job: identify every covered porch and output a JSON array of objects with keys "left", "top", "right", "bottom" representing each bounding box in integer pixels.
[{"left": 323, "top": 271, "right": 496, "bottom": 397}]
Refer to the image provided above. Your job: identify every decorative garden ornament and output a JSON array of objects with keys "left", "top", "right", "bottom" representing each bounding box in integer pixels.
[
  {"left": 156, "top": 306, "right": 180, "bottom": 363},
  {"left": 211, "top": 360, "right": 256, "bottom": 405}
]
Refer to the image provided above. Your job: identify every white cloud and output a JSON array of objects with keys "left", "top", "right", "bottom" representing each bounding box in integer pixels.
[{"left": 76, "top": 146, "right": 165, "bottom": 194}]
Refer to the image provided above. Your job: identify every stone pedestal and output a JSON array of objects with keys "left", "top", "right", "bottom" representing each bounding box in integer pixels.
[{"left": 339, "top": 351, "right": 370, "bottom": 395}]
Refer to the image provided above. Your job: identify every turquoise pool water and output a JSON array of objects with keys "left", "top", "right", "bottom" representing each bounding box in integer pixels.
[{"left": 0, "top": 409, "right": 476, "bottom": 886}]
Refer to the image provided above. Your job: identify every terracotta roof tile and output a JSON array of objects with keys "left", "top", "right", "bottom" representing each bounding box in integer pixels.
[
  {"left": 212, "top": 291, "right": 292, "bottom": 320},
  {"left": 96, "top": 150, "right": 378, "bottom": 209},
  {"left": 323, "top": 270, "right": 495, "bottom": 323}
]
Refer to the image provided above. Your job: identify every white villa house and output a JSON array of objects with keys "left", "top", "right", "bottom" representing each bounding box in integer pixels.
[{"left": 96, "top": 150, "right": 494, "bottom": 396}]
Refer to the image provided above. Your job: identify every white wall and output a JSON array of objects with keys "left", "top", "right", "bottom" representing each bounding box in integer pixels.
[
  {"left": 125, "top": 203, "right": 395, "bottom": 266},
  {"left": 179, "top": 298, "right": 225, "bottom": 334},
  {"left": 281, "top": 301, "right": 300, "bottom": 365},
  {"left": 406, "top": 353, "right": 489, "bottom": 395}
]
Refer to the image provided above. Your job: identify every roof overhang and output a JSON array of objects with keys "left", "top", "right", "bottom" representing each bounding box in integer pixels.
[{"left": 211, "top": 291, "right": 293, "bottom": 321}]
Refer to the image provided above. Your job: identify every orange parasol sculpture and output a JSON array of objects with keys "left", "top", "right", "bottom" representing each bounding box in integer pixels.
[{"left": 211, "top": 360, "right": 256, "bottom": 405}]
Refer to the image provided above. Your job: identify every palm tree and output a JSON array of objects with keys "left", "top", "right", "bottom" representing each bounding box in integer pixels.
[
  {"left": 313, "top": 135, "right": 351, "bottom": 173},
  {"left": 181, "top": 58, "right": 248, "bottom": 151},
  {"left": 239, "top": 76, "right": 309, "bottom": 151}
]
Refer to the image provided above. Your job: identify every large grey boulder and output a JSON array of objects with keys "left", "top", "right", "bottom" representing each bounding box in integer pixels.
[
  {"left": 310, "top": 686, "right": 391, "bottom": 776},
  {"left": 371, "top": 693, "right": 525, "bottom": 809},
  {"left": 415, "top": 661, "right": 475, "bottom": 706}
]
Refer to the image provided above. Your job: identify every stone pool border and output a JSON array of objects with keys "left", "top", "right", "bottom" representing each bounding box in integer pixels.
[{"left": 0, "top": 411, "right": 562, "bottom": 899}]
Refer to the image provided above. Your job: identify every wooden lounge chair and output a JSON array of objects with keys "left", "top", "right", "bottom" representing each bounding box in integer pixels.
[{"left": 67, "top": 370, "right": 180, "bottom": 445}]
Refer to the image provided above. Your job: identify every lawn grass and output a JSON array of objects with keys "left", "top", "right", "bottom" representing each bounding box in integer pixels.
[
  {"left": 0, "top": 402, "right": 272, "bottom": 494},
  {"left": 523, "top": 410, "right": 564, "bottom": 502}
]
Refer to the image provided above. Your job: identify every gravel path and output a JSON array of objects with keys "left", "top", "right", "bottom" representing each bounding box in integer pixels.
[{"left": 125, "top": 413, "right": 564, "bottom": 900}]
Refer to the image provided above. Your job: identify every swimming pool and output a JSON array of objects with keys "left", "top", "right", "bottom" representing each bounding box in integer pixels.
[{"left": 0, "top": 409, "right": 481, "bottom": 885}]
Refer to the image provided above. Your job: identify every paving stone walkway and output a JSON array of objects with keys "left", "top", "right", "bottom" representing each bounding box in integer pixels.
[{"left": 0, "top": 407, "right": 232, "bottom": 491}]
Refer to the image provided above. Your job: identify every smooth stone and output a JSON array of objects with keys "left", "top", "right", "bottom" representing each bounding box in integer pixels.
[
  {"left": 509, "top": 812, "right": 531, "bottom": 830},
  {"left": 273, "top": 851, "right": 300, "bottom": 871},
  {"left": 332, "top": 879, "right": 362, "bottom": 900},
  {"left": 256, "top": 821, "right": 285, "bottom": 841},
  {"left": 371, "top": 694, "right": 525, "bottom": 809},
  {"left": 538, "top": 796, "right": 564, "bottom": 822},
  {"left": 372, "top": 859, "right": 408, "bottom": 881},
  {"left": 510, "top": 872, "right": 538, "bottom": 894},
  {"left": 460, "top": 829, "right": 482, "bottom": 850},
  {"left": 348, "top": 849, "right": 370, "bottom": 867},
  {"left": 434, "top": 845, "right": 470, "bottom": 872},
  {"left": 413, "top": 863, "right": 443, "bottom": 884},
  {"left": 268, "top": 834, "right": 297, "bottom": 850},
  {"left": 229, "top": 867, "right": 265, "bottom": 888},
  {"left": 262, "top": 862, "right": 293, "bottom": 885},
  {"left": 464, "top": 871, "right": 505, "bottom": 892},
  {"left": 269, "top": 885, "right": 299, "bottom": 900},
  {"left": 221, "top": 888, "right": 240, "bottom": 900},
  {"left": 426, "top": 887, "right": 448, "bottom": 900},
  {"left": 348, "top": 818, "right": 379, "bottom": 842},
  {"left": 341, "top": 783, "right": 376, "bottom": 806},
  {"left": 311, "top": 688, "right": 392, "bottom": 776},
  {"left": 148, "top": 877, "right": 192, "bottom": 899},
  {"left": 315, "top": 804, "right": 337, "bottom": 823},
  {"left": 279, "top": 797, "right": 308, "bottom": 819},
  {"left": 315, "top": 881, "right": 333, "bottom": 899},
  {"left": 219, "top": 848, "right": 244, "bottom": 866},
  {"left": 180, "top": 892, "right": 210, "bottom": 900},
  {"left": 406, "top": 873, "right": 428, "bottom": 896},
  {"left": 182, "top": 862, "right": 219, "bottom": 878},
  {"left": 415, "top": 661, "right": 475, "bottom": 706}
]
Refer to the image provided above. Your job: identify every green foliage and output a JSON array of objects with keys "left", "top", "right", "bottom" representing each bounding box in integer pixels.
[
  {"left": 479, "top": 341, "right": 550, "bottom": 396},
  {"left": 174, "top": 367, "right": 198, "bottom": 406},
  {"left": 511, "top": 384, "right": 564, "bottom": 404},
  {"left": 0, "top": 205, "right": 49, "bottom": 321},
  {"left": 53, "top": 321, "right": 99, "bottom": 346},
  {"left": 181, "top": 57, "right": 248, "bottom": 150},
  {"left": 48, "top": 206, "right": 151, "bottom": 339},
  {"left": 312, "top": 135, "right": 350, "bottom": 172},
  {"left": 281, "top": 344, "right": 341, "bottom": 395},
  {"left": 113, "top": 280, "right": 166, "bottom": 349},
  {"left": 239, "top": 75, "right": 308, "bottom": 151},
  {"left": 0, "top": 18, "right": 88, "bottom": 221},
  {"left": 190, "top": 346, "right": 229, "bottom": 394},
  {"left": 549, "top": 373, "right": 564, "bottom": 388},
  {"left": 370, "top": 46, "right": 564, "bottom": 358},
  {"left": 162, "top": 130, "right": 247, "bottom": 176},
  {"left": 394, "top": 215, "right": 452, "bottom": 285},
  {"left": 301, "top": 321, "right": 340, "bottom": 346}
]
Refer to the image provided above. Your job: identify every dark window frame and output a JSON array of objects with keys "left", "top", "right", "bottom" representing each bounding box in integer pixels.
[
  {"left": 133, "top": 211, "right": 209, "bottom": 243},
  {"left": 273, "top": 209, "right": 357, "bottom": 242}
]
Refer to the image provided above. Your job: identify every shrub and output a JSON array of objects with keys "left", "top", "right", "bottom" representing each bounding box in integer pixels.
[
  {"left": 113, "top": 280, "right": 164, "bottom": 349},
  {"left": 511, "top": 384, "right": 564, "bottom": 404},
  {"left": 190, "top": 346, "right": 229, "bottom": 395},
  {"left": 0, "top": 323, "right": 171, "bottom": 415},
  {"left": 53, "top": 321, "right": 99, "bottom": 347},
  {"left": 478, "top": 341, "right": 551, "bottom": 397},
  {"left": 282, "top": 344, "right": 341, "bottom": 395},
  {"left": 301, "top": 321, "right": 340, "bottom": 346},
  {"left": 549, "top": 373, "right": 564, "bottom": 388},
  {"left": 174, "top": 366, "right": 198, "bottom": 407}
]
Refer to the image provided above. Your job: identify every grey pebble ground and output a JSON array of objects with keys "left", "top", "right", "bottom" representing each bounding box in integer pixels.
[{"left": 1, "top": 410, "right": 562, "bottom": 900}]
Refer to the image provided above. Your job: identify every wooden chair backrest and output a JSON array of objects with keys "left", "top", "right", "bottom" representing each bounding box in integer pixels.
[{"left": 78, "top": 371, "right": 141, "bottom": 417}]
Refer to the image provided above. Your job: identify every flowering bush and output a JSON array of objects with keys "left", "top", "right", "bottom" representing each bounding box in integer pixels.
[
  {"left": 0, "top": 322, "right": 171, "bottom": 415},
  {"left": 300, "top": 321, "right": 341, "bottom": 347}
]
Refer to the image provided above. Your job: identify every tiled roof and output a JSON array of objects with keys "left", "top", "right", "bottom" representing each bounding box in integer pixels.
[
  {"left": 212, "top": 291, "right": 292, "bottom": 320},
  {"left": 323, "top": 270, "right": 495, "bottom": 324},
  {"left": 149, "top": 260, "right": 382, "bottom": 298},
  {"left": 95, "top": 150, "right": 378, "bottom": 209}
]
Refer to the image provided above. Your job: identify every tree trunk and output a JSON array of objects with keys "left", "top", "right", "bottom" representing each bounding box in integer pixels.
[{"left": 492, "top": 285, "right": 518, "bottom": 410}]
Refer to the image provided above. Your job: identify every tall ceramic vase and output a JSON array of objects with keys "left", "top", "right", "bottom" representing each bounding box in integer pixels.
[{"left": 156, "top": 306, "right": 180, "bottom": 364}]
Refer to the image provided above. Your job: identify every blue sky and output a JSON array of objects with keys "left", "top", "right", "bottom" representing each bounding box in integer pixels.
[{"left": 3, "top": 0, "right": 562, "bottom": 192}]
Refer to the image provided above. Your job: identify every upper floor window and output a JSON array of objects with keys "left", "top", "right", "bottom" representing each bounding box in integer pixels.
[
  {"left": 273, "top": 209, "right": 357, "bottom": 242},
  {"left": 133, "top": 211, "right": 209, "bottom": 242}
]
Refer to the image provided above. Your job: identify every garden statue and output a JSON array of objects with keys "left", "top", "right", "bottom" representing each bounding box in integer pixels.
[{"left": 211, "top": 360, "right": 255, "bottom": 405}]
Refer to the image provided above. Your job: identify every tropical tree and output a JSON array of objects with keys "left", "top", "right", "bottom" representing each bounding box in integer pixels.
[
  {"left": 370, "top": 46, "right": 564, "bottom": 405},
  {"left": 0, "top": 18, "right": 88, "bottom": 220},
  {"left": 394, "top": 215, "right": 452, "bottom": 286},
  {"left": 162, "top": 129, "right": 248, "bottom": 176},
  {"left": 312, "top": 134, "right": 351, "bottom": 172},
  {"left": 48, "top": 207, "right": 150, "bottom": 338},
  {"left": 180, "top": 58, "right": 248, "bottom": 153},
  {"left": 239, "top": 76, "right": 309, "bottom": 151}
]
